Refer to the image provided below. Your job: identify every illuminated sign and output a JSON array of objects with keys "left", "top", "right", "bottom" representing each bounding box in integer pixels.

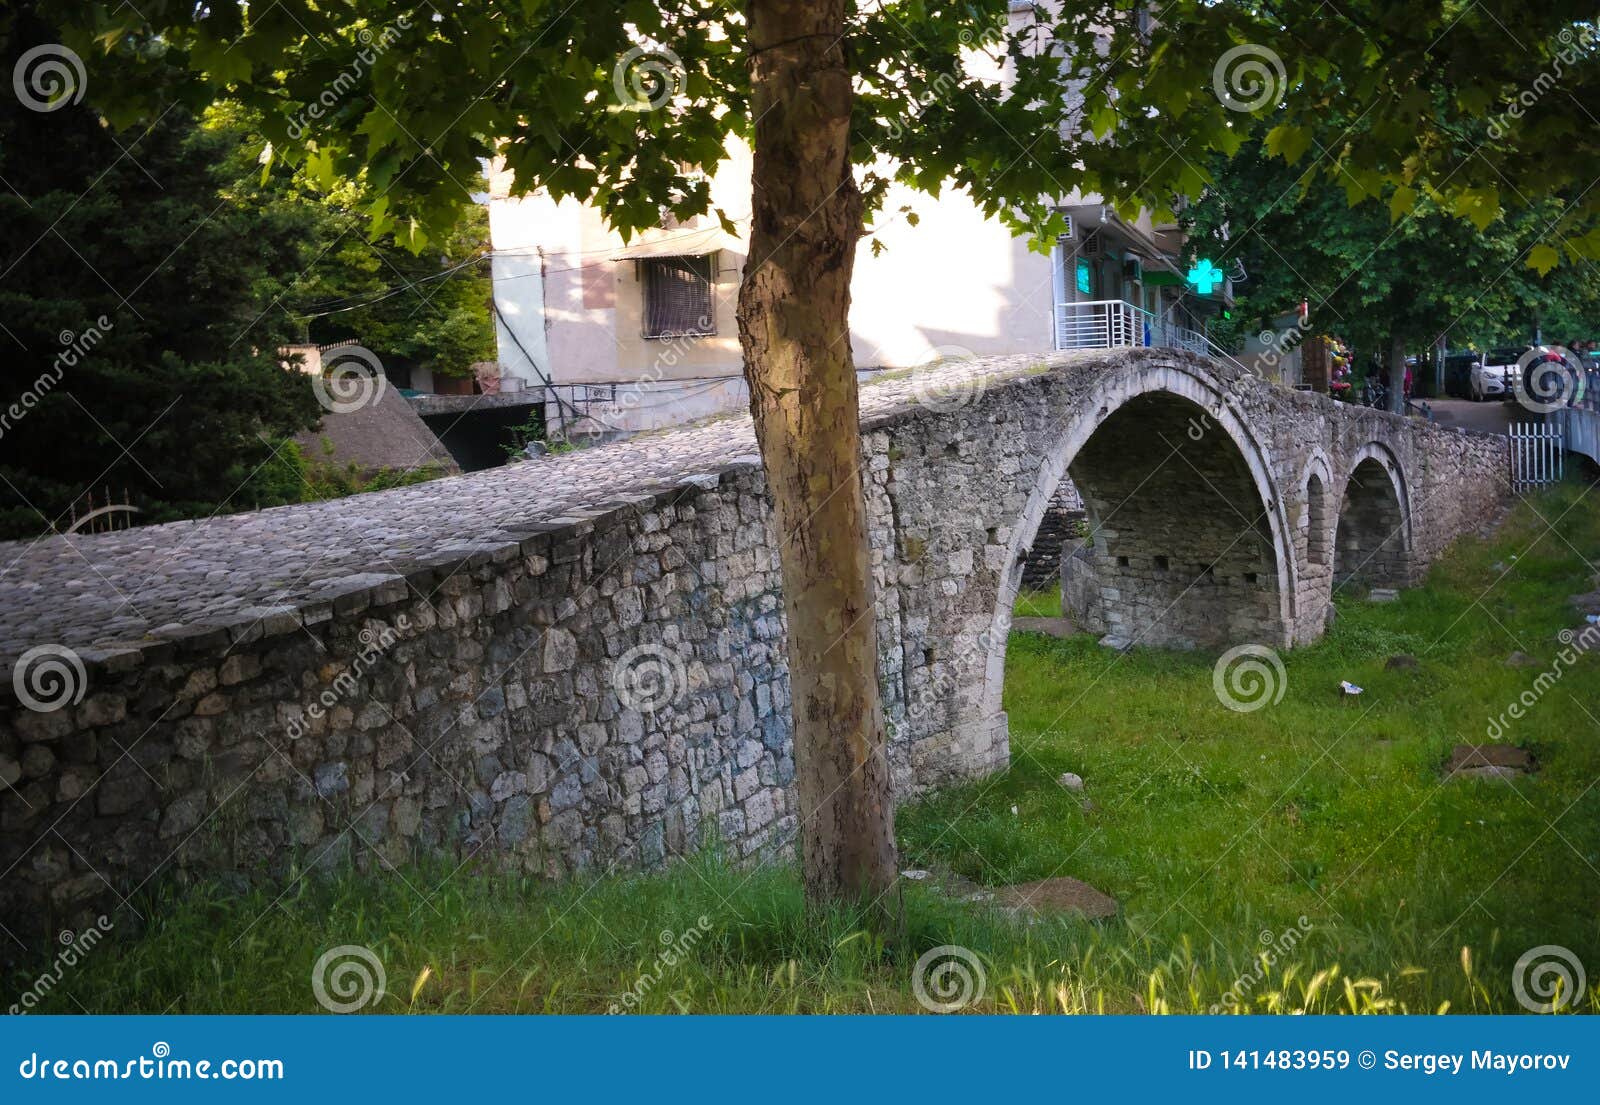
[{"left": 1186, "top": 259, "right": 1223, "bottom": 295}]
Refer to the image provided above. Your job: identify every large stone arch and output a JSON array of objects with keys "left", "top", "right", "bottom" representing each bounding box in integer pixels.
[
  {"left": 974, "top": 359, "right": 1296, "bottom": 743},
  {"left": 1334, "top": 441, "right": 1414, "bottom": 589}
]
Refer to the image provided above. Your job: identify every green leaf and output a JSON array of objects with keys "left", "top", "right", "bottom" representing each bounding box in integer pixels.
[
  {"left": 1088, "top": 101, "right": 1117, "bottom": 141},
  {"left": 401, "top": 215, "right": 430, "bottom": 253},
  {"left": 1526, "top": 243, "right": 1560, "bottom": 275},
  {"left": 1388, "top": 184, "right": 1417, "bottom": 222},
  {"left": 189, "top": 36, "right": 255, "bottom": 86},
  {"left": 1264, "top": 124, "right": 1313, "bottom": 166},
  {"left": 356, "top": 107, "right": 402, "bottom": 154},
  {"left": 1213, "top": 125, "right": 1246, "bottom": 157},
  {"left": 1454, "top": 186, "right": 1500, "bottom": 231},
  {"left": 304, "top": 145, "right": 336, "bottom": 191}
]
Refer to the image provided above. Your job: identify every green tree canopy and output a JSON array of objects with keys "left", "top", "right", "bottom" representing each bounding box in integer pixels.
[
  {"left": 44, "top": 3, "right": 1600, "bottom": 262},
  {"left": 0, "top": 21, "right": 320, "bottom": 537},
  {"left": 1186, "top": 128, "right": 1600, "bottom": 367},
  {"left": 208, "top": 102, "right": 495, "bottom": 379}
]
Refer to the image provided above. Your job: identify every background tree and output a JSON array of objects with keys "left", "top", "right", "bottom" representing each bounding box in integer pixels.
[
  {"left": 1088, "top": 2, "right": 1600, "bottom": 271},
  {"left": 0, "top": 21, "right": 320, "bottom": 537},
  {"left": 40, "top": 0, "right": 1598, "bottom": 911},
  {"left": 1187, "top": 130, "right": 1600, "bottom": 408},
  {"left": 210, "top": 103, "right": 496, "bottom": 380}
]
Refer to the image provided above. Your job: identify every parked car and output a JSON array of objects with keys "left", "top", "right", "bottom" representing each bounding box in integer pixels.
[
  {"left": 1472, "top": 346, "right": 1529, "bottom": 401},
  {"left": 1443, "top": 351, "right": 1481, "bottom": 398}
]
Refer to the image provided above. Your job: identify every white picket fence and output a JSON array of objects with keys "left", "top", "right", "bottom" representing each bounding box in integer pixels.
[{"left": 1509, "top": 422, "right": 1563, "bottom": 491}]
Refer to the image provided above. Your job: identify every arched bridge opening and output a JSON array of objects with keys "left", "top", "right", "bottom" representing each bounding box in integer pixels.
[
  {"left": 1062, "top": 391, "right": 1289, "bottom": 650},
  {"left": 1335, "top": 448, "right": 1412, "bottom": 591}
]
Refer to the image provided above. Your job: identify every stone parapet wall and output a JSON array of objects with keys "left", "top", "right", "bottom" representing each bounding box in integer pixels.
[
  {"left": 3, "top": 467, "right": 808, "bottom": 937},
  {"left": 0, "top": 349, "right": 1510, "bottom": 940}
]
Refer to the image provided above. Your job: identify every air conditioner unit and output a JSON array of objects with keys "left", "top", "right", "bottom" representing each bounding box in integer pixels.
[
  {"left": 1048, "top": 208, "right": 1075, "bottom": 241},
  {"left": 1123, "top": 254, "right": 1144, "bottom": 281},
  {"left": 1080, "top": 230, "right": 1104, "bottom": 257}
]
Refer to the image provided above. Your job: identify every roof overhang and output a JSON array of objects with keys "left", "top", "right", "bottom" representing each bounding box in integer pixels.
[
  {"left": 1061, "top": 203, "right": 1183, "bottom": 275},
  {"left": 612, "top": 225, "right": 741, "bottom": 260}
]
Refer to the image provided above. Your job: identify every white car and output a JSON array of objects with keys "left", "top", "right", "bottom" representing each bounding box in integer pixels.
[{"left": 1471, "top": 346, "right": 1527, "bottom": 401}]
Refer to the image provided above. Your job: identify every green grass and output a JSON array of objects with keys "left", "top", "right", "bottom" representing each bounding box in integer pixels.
[
  {"left": 1013, "top": 581, "right": 1063, "bottom": 619},
  {"left": 14, "top": 483, "right": 1600, "bottom": 1014}
]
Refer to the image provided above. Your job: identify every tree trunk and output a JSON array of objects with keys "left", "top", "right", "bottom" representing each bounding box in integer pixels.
[
  {"left": 735, "top": 0, "right": 899, "bottom": 913},
  {"left": 1387, "top": 334, "right": 1407, "bottom": 414}
]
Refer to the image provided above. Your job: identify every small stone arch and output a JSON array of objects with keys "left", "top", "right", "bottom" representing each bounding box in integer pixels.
[
  {"left": 1298, "top": 451, "right": 1335, "bottom": 568},
  {"left": 978, "top": 358, "right": 1296, "bottom": 738},
  {"left": 1335, "top": 442, "right": 1413, "bottom": 589}
]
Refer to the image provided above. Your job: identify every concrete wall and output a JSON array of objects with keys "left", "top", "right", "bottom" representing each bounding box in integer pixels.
[
  {"left": 1555, "top": 406, "right": 1600, "bottom": 468},
  {"left": 485, "top": 225, "right": 550, "bottom": 394},
  {"left": 487, "top": 145, "right": 1060, "bottom": 437}
]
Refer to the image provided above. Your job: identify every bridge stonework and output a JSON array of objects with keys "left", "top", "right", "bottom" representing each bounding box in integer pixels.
[{"left": 0, "top": 350, "right": 1507, "bottom": 934}]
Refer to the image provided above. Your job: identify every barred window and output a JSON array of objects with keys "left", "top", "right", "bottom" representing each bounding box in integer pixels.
[{"left": 640, "top": 255, "right": 717, "bottom": 339}]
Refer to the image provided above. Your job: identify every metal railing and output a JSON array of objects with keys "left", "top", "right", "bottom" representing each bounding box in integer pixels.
[
  {"left": 1055, "top": 299, "right": 1145, "bottom": 350},
  {"left": 1054, "top": 299, "right": 1224, "bottom": 364},
  {"left": 1510, "top": 422, "right": 1564, "bottom": 490}
]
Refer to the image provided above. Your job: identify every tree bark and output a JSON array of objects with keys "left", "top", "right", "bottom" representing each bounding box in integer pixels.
[
  {"left": 1387, "top": 334, "right": 1407, "bottom": 414},
  {"left": 736, "top": 0, "right": 899, "bottom": 913}
]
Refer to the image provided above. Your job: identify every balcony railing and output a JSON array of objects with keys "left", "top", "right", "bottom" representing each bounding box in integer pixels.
[{"left": 1054, "top": 299, "right": 1209, "bottom": 355}]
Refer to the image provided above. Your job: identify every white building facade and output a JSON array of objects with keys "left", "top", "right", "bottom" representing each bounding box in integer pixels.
[{"left": 485, "top": 4, "right": 1224, "bottom": 436}]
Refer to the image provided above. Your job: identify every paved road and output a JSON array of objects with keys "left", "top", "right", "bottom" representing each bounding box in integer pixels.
[{"left": 1425, "top": 397, "right": 1537, "bottom": 436}]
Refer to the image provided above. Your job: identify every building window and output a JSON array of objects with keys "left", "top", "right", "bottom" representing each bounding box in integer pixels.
[{"left": 640, "top": 254, "right": 717, "bottom": 338}]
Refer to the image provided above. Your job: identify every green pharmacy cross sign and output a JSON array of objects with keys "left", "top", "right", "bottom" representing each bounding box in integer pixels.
[{"left": 1186, "top": 259, "right": 1224, "bottom": 295}]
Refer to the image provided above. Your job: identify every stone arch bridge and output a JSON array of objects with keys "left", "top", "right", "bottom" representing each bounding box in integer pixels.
[{"left": 0, "top": 349, "right": 1506, "bottom": 932}]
